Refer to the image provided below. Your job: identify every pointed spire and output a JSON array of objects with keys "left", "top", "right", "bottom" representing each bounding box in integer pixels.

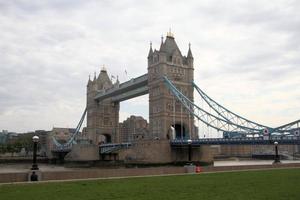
[
  {"left": 115, "top": 75, "right": 120, "bottom": 87},
  {"left": 101, "top": 64, "right": 106, "bottom": 72},
  {"left": 93, "top": 71, "right": 96, "bottom": 81},
  {"left": 167, "top": 28, "right": 174, "bottom": 38},
  {"left": 87, "top": 74, "right": 92, "bottom": 85},
  {"left": 187, "top": 42, "right": 193, "bottom": 58},
  {"left": 160, "top": 35, "right": 164, "bottom": 51},
  {"left": 148, "top": 41, "right": 153, "bottom": 58}
]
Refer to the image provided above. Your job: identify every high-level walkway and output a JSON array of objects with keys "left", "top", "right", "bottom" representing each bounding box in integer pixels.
[{"left": 94, "top": 74, "right": 148, "bottom": 102}]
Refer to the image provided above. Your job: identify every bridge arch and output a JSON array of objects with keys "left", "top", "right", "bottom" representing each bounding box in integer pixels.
[
  {"left": 174, "top": 123, "right": 186, "bottom": 139},
  {"left": 97, "top": 133, "right": 112, "bottom": 144}
]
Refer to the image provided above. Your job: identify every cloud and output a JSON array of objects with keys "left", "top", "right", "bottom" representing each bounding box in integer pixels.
[{"left": 0, "top": 0, "right": 299, "bottom": 132}]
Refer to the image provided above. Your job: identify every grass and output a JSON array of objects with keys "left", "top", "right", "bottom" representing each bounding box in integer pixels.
[{"left": 1, "top": 168, "right": 300, "bottom": 200}]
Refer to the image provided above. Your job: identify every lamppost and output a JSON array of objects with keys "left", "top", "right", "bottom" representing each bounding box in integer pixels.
[
  {"left": 31, "top": 135, "right": 39, "bottom": 170},
  {"left": 187, "top": 139, "right": 192, "bottom": 163},
  {"left": 273, "top": 141, "right": 280, "bottom": 164}
]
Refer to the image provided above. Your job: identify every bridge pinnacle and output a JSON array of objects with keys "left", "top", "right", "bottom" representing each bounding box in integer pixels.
[
  {"left": 93, "top": 71, "right": 96, "bottom": 81},
  {"left": 167, "top": 28, "right": 174, "bottom": 38},
  {"left": 187, "top": 42, "right": 193, "bottom": 58},
  {"left": 148, "top": 41, "right": 153, "bottom": 58},
  {"left": 101, "top": 65, "right": 107, "bottom": 72}
]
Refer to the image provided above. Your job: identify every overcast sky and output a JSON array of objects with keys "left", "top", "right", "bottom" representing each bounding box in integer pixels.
[{"left": 0, "top": 0, "right": 299, "bottom": 133}]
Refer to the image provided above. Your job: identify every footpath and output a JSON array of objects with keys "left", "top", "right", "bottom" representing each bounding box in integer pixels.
[{"left": 1, "top": 162, "right": 300, "bottom": 184}]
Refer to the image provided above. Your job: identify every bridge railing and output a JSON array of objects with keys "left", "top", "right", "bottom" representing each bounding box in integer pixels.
[
  {"left": 99, "top": 143, "right": 132, "bottom": 154},
  {"left": 171, "top": 136, "right": 300, "bottom": 146}
]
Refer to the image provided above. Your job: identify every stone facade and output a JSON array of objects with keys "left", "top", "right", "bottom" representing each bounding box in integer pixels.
[
  {"left": 85, "top": 33, "right": 196, "bottom": 144},
  {"left": 64, "top": 143, "right": 99, "bottom": 161},
  {"left": 81, "top": 33, "right": 198, "bottom": 163},
  {"left": 85, "top": 68, "right": 120, "bottom": 144},
  {"left": 119, "top": 115, "right": 149, "bottom": 142},
  {"left": 147, "top": 33, "right": 196, "bottom": 140}
]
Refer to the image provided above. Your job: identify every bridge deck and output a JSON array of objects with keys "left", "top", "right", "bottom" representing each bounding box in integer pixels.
[{"left": 171, "top": 136, "right": 300, "bottom": 146}]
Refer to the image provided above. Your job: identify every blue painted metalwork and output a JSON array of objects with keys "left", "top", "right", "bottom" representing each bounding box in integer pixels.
[
  {"left": 51, "top": 108, "right": 87, "bottom": 151},
  {"left": 193, "top": 82, "right": 272, "bottom": 133},
  {"left": 100, "top": 143, "right": 132, "bottom": 154},
  {"left": 273, "top": 119, "right": 300, "bottom": 135},
  {"left": 163, "top": 76, "right": 263, "bottom": 134},
  {"left": 171, "top": 136, "right": 300, "bottom": 146},
  {"left": 51, "top": 74, "right": 299, "bottom": 152},
  {"left": 164, "top": 76, "right": 300, "bottom": 138}
]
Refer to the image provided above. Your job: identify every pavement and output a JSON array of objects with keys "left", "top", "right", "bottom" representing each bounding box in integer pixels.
[
  {"left": 1, "top": 164, "right": 300, "bottom": 186},
  {"left": 0, "top": 163, "right": 71, "bottom": 173}
]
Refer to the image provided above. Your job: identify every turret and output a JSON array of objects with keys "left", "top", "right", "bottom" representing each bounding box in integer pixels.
[
  {"left": 87, "top": 75, "right": 92, "bottom": 86},
  {"left": 93, "top": 72, "right": 96, "bottom": 82},
  {"left": 186, "top": 43, "right": 193, "bottom": 67},
  {"left": 147, "top": 42, "right": 154, "bottom": 66},
  {"left": 97, "top": 66, "right": 113, "bottom": 90},
  {"left": 148, "top": 42, "right": 153, "bottom": 58},
  {"left": 114, "top": 76, "right": 120, "bottom": 88}
]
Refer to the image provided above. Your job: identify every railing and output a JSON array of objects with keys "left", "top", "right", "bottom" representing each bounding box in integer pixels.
[
  {"left": 171, "top": 136, "right": 300, "bottom": 146},
  {"left": 99, "top": 143, "right": 132, "bottom": 154}
]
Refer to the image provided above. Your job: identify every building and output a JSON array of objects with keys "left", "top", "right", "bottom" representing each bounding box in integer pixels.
[
  {"left": 119, "top": 115, "right": 149, "bottom": 142},
  {"left": 0, "top": 130, "right": 9, "bottom": 144}
]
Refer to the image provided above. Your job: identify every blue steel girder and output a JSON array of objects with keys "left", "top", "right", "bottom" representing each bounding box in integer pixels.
[
  {"left": 52, "top": 107, "right": 86, "bottom": 150},
  {"left": 193, "top": 82, "right": 271, "bottom": 131},
  {"left": 99, "top": 143, "right": 132, "bottom": 154},
  {"left": 171, "top": 136, "right": 300, "bottom": 146},
  {"left": 273, "top": 119, "right": 300, "bottom": 135},
  {"left": 163, "top": 76, "right": 263, "bottom": 134}
]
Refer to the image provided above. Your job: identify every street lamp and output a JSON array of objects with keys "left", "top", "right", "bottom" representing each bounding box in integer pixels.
[
  {"left": 187, "top": 139, "right": 192, "bottom": 163},
  {"left": 273, "top": 141, "right": 280, "bottom": 164},
  {"left": 31, "top": 135, "right": 39, "bottom": 170}
]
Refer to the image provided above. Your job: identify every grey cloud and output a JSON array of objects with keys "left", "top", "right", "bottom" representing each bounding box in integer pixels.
[{"left": 0, "top": 0, "right": 299, "bottom": 132}]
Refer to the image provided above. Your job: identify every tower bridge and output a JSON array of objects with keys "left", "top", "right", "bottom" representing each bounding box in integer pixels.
[{"left": 49, "top": 33, "right": 300, "bottom": 163}]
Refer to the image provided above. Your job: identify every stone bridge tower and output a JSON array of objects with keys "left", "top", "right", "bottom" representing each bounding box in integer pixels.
[
  {"left": 148, "top": 32, "right": 196, "bottom": 140},
  {"left": 86, "top": 68, "right": 120, "bottom": 144}
]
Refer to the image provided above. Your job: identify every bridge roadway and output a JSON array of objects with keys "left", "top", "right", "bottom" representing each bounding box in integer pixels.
[
  {"left": 53, "top": 137, "right": 300, "bottom": 154},
  {"left": 94, "top": 74, "right": 148, "bottom": 102},
  {"left": 170, "top": 136, "right": 300, "bottom": 146},
  {"left": 97, "top": 136, "right": 300, "bottom": 154}
]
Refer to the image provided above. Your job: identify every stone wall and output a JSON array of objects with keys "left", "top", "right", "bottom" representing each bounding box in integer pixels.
[
  {"left": 219, "top": 144, "right": 300, "bottom": 158},
  {"left": 65, "top": 144, "right": 99, "bottom": 161},
  {"left": 2, "top": 164, "right": 300, "bottom": 183},
  {"left": 0, "top": 167, "right": 185, "bottom": 183},
  {"left": 119, "top": 139, "right": 174, "bottom": 163},
  {"left": 118, "top": 140, "right": 221, "bottom": 163}
]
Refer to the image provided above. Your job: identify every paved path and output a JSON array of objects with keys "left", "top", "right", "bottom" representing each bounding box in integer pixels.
[{"left": 1, "top": 164, "right": 300, "bottom": 186}]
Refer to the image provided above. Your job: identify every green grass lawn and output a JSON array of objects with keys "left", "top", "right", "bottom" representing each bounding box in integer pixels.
[{"left": 1, "top": 168, "right": 300, "bottom": 200}]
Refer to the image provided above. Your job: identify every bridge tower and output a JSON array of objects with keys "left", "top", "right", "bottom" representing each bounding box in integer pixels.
[
  {"left": 86, "top": 68, "right": 120, "bottom": 144},
  {"left": 148, "top": 32, "right": 196, "bottom": 140}
]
